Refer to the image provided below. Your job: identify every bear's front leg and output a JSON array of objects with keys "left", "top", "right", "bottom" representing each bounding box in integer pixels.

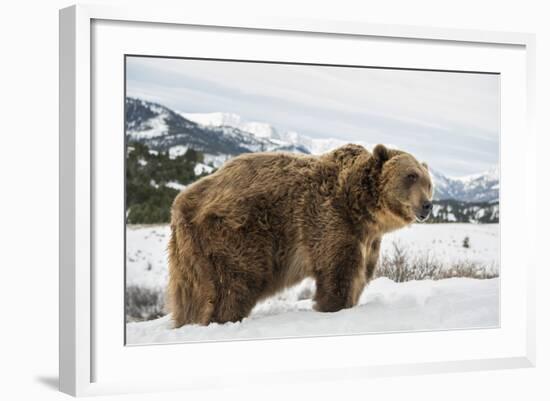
[
  {"left": 365, "top": 236, "right": 381, "bottom": 283},
  {"left": 313, "top": 240, "right": 366, "bottom": 313}
]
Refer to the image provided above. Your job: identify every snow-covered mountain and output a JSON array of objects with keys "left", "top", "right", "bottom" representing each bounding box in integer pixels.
[
  {"left": 126, "top": 97, "right": 499, "bottom": 204},
  {"left": 181, "top": 111, "right": 373, "bottom": 156},
  {"left": 180, "top": 111, "right": 278, "bottom": 139},
  {"left": 431, "top": 167, "right": 499, "bottom": 203},
  {"left": 126, "top": 98, "right": 309, "bottom": 157}
]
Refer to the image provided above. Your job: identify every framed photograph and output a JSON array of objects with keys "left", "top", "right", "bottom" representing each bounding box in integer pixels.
[{"left": 59, "top": 4, "right": 536, "bottom": 396}]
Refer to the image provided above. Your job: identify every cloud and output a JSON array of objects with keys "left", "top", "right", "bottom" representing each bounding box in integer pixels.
[{"left": 126, "top": 56, "right": 499, "bottom": 176}]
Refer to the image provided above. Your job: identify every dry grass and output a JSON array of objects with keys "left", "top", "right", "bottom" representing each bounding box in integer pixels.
[
  {"left": 375, "top": 241, "right": 499, "bottom": 282},
  {"left": 126, "top": 285, "right": 165, "bottom": 322}
]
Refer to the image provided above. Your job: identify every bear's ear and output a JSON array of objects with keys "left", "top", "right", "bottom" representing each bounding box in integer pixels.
[
  {"left": 422, "top": 162, "right": 429, "bottom": 170},
  {"left": 373, "top": 144, "right": 390, "bottom": 163}
]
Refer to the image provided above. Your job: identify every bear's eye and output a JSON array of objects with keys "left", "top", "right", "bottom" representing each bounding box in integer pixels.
[{"left": 406, "top": 173, "right": 418, "bottom": 183}]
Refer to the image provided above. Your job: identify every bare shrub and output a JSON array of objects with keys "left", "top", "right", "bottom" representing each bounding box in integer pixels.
[
  {"left": 438, "top": 261, "right": 499, "bottom": 280},
  {"left": 126, "top": 285, "right": 166, "bottom": 322},
  {"left": 375, "top": 241, "right": 499, "bottom": 282}
]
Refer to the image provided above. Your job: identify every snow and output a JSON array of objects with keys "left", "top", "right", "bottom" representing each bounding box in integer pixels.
[
  {"left": 194, "top": 163, "right": 214, "bottom": 176},
  {"left": 126, "top": 223, "right": 499, "bottom": 344},
  {"left": 126, "top": 225, "right": 169, "bottom": 290},
  {"left": 241, "top": 121, "right": 278, "bottom": 139},
  {"left": 128, "top": 114, "right": 168, "bottom": 139},
  {"left": 204, "top": 153, "right": 231, "bottom": 168},
  {"left": 137, "top": 158, "right": 147, "bottom": 167},
  {"left": 475, "top": 209, "right": 486, "bottom": 219},
  {"left": 126, "top": 277, "right": 499, "bottom": 344},
  {"left": 381, "top": 223, "right": 499, "bottom": 266},
  {"left": 168, "top": 145, "right": 188, "bottom": 159},
  {"left": 454, "top": 165, "right": 499, "bottom": 184},
  {"left": 181, "top": 111, "right": 279, "bottom": 140},
  {"left": 181, "top": 111, "right": 243, "bottom": 129},
  {"left": 165, "top": 181, "right": 186, "bottom": 191}
]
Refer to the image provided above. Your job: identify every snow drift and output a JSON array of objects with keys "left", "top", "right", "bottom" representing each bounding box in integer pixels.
[{"left": 126, "top": 276, "right": 499, "bottom": 345}]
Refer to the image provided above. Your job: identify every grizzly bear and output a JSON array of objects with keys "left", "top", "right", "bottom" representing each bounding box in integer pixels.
[{"left": 167, "top": 144, "right": 433, "bottom": 327}]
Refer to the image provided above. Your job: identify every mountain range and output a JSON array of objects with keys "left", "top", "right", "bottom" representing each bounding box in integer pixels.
[{"left": 126, "top": 97, "right": 499, "bottom": 204}]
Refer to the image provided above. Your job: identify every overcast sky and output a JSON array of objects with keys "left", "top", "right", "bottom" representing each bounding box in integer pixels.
[{"left": 126, "top": 56, "right": 499, "bottom": 177}]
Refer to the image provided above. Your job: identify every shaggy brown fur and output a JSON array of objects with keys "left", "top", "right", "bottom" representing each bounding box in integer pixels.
[{"left": 167, "top": 144, "right": 433, "bottom": 327}]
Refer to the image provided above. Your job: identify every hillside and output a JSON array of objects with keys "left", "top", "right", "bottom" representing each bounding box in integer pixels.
[
  {"left": 125, "top": 142, "right": 212, "bottom": 224},
  {"left": 126, "top": 97, "right": 309, "bottom": 157},
  {"left": 431, "top": 168, "right": 499, "bottom": 203}
]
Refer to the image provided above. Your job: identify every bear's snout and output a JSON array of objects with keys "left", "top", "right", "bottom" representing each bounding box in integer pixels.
[{"left": 416, "top": 201, "right": 433, "bottom": 222}]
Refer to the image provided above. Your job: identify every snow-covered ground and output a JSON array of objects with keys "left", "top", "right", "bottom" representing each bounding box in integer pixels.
[
  {"left": 126, "top": 223, "right": 499, "bottom": 345},
  {"left": 127, "top": 277, "right": 499, "bottom": 344},
  {"left": 382, "top": 223, "right": 499, "bottom": 267}
]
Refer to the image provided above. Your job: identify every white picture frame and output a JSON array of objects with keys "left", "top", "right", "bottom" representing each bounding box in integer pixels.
[{"left": 59, "top": 3, "right": 536, "bottom": 397}]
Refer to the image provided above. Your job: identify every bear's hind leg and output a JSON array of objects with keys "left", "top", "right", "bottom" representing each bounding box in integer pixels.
[
  {"left": 167, "top": 231, "right": 216, "bottom": 327},
  {"left": 211, "top": 289, "right": 257, "bottom": 324},
  {"left": 210, "top": 266, "right": 267, "bottom": 324},
  {"left": 208, "top": 249, "right": 273, "bottom": 324},
  {"left": 168, "top": 273, "right": 215, "bottom": 327}
]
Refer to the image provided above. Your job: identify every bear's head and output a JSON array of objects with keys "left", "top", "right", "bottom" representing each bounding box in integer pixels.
[{"left": 370, "top": 144, "right": 433, "bottom": 230}]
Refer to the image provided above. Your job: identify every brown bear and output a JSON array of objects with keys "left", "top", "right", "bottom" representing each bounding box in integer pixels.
[{"left": 167, "top": 144, "right": 433, "bottom": 327}]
